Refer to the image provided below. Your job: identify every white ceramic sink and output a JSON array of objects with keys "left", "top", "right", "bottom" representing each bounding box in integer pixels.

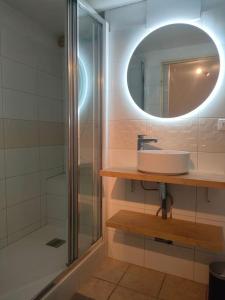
[{"left": 137, "top": 150, "right": 190, "bottom": 175}]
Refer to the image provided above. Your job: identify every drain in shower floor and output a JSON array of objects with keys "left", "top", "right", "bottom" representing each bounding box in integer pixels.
[{"left": 46, "top": 238, "right": 66, "bottom": 248}]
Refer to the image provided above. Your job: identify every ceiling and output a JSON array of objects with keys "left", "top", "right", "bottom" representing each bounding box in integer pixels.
[{"left": 87, "top": 0, "right": 143, "bottom": 11}]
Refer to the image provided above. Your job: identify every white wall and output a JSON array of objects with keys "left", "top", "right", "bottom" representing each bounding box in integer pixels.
[
  {"left": 104, "top": 0, "right": 225, "bottom": 284},
  {"left": 0, "top": 0, "right": 65, "bottom": 249}
]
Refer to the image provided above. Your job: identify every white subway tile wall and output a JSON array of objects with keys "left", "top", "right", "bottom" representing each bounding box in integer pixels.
[
  {"left": 105, "top": 0, "right": 225, "bottom": 285},
  {"left": 0, "top": 1, "right": 65, "bottom": 248}
]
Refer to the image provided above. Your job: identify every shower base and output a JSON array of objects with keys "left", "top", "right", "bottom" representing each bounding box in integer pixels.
[{"left": 0, "top": 224, "right": 90, "bottom": 300}]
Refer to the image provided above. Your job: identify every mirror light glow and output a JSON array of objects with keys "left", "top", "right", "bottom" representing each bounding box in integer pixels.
[
  {"left": 78, "top": 56, "right": 88, "bottom": 113},
  {"left": 124, "top": 20, "right": 225, "bottom": 122}
]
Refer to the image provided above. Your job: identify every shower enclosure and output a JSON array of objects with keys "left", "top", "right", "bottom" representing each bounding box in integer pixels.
[
  {"left": 68, "top": 0, "right": 104, "bottom": 262},
  {"left": 0, "top": 0, "right": 106, "bottom": 299}
]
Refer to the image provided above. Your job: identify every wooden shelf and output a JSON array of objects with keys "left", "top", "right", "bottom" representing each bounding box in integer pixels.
[
  {"left": 100, "top": 167, "right": 225, "bottom": 189},
  {"left": 106, "top": 210, "right": 224, "bottom": 252}
]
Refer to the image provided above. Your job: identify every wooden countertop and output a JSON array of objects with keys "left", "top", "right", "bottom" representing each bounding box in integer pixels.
[
  {"left": 100, "top": 167, "right": 225, "bottom": 189},
  {"left": 106, "top": 210, "right": 224, "bottom": 252}
]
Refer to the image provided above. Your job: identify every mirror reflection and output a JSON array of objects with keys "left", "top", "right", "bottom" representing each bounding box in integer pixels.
[{"left": 127, "top": 24, "right": 220, "bottom": 118}]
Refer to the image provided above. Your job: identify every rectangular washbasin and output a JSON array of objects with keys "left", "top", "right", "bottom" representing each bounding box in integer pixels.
[{"left": 137, "top": 150, "right": 190, "bottom": 175}]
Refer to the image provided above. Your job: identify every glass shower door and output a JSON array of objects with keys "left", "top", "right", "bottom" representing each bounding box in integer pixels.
[
  {"left": 68, "top": 0, "right": 103, "bottom": 261},
  {"left": 77, "top": 3, "right": 102, "bottom": 256}
]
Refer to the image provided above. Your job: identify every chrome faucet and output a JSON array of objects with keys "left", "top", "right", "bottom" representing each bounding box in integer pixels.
[{"left": 137, "top": 135, "right": 158, "bottom": 150}]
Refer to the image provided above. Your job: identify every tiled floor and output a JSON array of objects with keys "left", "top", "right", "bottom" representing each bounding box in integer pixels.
[{"left": 74, "top": 257, "right": 208, "bottom": 300}]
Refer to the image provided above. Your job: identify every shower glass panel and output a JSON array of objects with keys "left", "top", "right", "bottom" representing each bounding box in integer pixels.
[{"left": 77, "top": 3, "right": 102, "bottom": 257}]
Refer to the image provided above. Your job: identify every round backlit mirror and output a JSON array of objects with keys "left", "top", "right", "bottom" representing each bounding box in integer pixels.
[{"left": 127, "top": 24, "right": 220, "bottom": 118}]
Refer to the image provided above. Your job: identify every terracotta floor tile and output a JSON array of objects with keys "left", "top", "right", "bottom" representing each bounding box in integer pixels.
[
  {"left": 159, "top": 274, "right": 207, "bottom": 300},
  {"left": 109, "top": 286, "right": 156, "bottom": 300},
  {"left": 78, "top": 277, "right": 115, "bottom": 300},
  {"left": 119, "top": 264, "right": 165, "bottom": 297},
  {"left": 72, "top": 293, "right": 94, "bottom": 300},
  {"left": 93, "top": 257, "right": 129, "bottom": 284}
]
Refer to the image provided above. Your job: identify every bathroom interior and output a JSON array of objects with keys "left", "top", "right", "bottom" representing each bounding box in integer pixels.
[{"left": 0, "top": 0, "right": 225, "bottom": 299}]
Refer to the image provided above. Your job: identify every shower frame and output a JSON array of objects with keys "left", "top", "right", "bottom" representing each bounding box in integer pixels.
[{"left": 67, "top": 0, "right": 107, "bottom": 263}]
